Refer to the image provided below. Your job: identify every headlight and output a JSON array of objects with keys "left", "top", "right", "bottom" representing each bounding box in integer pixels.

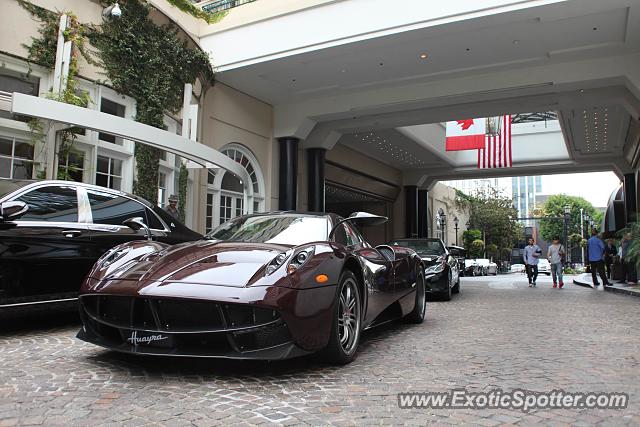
[
  {"left": 265, "top": 251, "right": 290, "bottom": 275},
  {"left": 287, "top": 246, "right": 315, "bottom": 273},
  {"left": 425, "top": 257, "right": 446, "bottom": 275}
]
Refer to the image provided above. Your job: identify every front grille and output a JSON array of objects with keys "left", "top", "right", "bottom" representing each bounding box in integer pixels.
[{"left": 81, "top": 295, "right": 279, "bottom": 333}]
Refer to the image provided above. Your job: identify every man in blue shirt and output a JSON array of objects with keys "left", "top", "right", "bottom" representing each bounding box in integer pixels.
[
  {"left": 523, "top": 238, "right": 542, "bottom": 287},
  {"left": 587, "top": 229, "right": 610, "bottom": 287}
]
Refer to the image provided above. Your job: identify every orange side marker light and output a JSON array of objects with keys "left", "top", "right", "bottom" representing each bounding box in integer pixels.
[{"left": 315, "top": 274, "right": 329, "bottom": 283}]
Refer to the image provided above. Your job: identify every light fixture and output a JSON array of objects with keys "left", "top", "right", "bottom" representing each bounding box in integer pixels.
[
  {"left": 419, "top": 53, "right": 428, "bottom": 59},
  {"left": 102, "top": 1, "right": 122, "bottom": 18},
  {"left": 564, "top": 205, "right": 571, "bottom": 215}
]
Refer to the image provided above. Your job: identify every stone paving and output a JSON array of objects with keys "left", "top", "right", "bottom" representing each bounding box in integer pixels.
[{"left": 1, "top": 274, "right": 639, "bottom": 426}]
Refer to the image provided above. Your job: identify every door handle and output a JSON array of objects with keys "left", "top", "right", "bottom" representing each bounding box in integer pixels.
[{"left": 62, "top": 230, "right": 82, "bottom": 238}]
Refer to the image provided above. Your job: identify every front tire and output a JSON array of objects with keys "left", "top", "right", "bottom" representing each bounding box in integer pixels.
[
  {"left": 323, "top": 270, "right": 362, "bottom": 364},
  {"left": 441, "top": 270, "right": 452, "bottom": 301},
  {"left": 452, "top": 274, "right": 460, "bottom": 294},
  {"left": 405, "top": 269, "right": 426, "bottom": 323}
]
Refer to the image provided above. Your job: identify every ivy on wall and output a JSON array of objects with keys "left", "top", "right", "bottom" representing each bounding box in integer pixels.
[
  {"left": 178, "top": 162, "right": 188, "bottom": 222},
  {"left": 17, "top": 0, "right": 58, "bottom": 69},
  {"left": 166, "top": 0, "right": 228, "bottom": 24},
  {"left": 87, "top": 0, "right": 215, "bottom": 203}
]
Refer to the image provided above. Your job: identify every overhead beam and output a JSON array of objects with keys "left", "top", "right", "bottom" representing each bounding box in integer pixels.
[{"left": 11, "top": 93, "right": 251, "bottom": 194}]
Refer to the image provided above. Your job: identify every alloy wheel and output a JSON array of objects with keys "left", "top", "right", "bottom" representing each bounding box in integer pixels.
[{"left": 338, "top": 278, "right": 361, "bottom": 354}]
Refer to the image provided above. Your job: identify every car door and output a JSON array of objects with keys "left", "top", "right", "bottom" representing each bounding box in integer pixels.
[
  {"left": 0, "top": 184, "right": 92, "bottom": 301},
  {"left": 83, "top": 188, "right": 162, "bottom": 259}
]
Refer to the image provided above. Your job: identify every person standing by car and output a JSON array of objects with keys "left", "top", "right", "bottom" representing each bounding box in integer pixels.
[
  {"left": 619, "top": 233, "right": 637, "bottom": 285},
  {"left": 547, "top": 236, "right": 565, "bottom": 288},
  {"left": 604, "top": 238, "right": 617, "bottom": 280},
  {"left": 523, "top": 238, "right": 541, "bottom": 287},
  {"left": 587, "top": 229, "right": 610, "bottom": 288},
  {"left": 165, "top": 194, "right": 180, "bottom": 220}
]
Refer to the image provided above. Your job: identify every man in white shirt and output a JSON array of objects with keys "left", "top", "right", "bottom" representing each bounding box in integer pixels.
[
  {"left": 523, "top": 238, "right": 542, "bottom": 287},
  {"left": 547, "top": 236, "right": 565, "bottom": 289}
]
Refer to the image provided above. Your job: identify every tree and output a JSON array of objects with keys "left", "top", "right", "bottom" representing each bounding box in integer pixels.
[
  {"left": 463, "top": 229, "right": 482, "bottom": 252},
  {"left": 539, "top": 194, "right": 603, "bottom": 242},
  {"left": 457, "top": 187, "right": 522, "bottom": 260},
  {"left": 470, "top": 240, "right": 485, "bottom": 258}
]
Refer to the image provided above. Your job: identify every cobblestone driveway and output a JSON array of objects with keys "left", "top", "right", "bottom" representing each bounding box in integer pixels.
[{"left": 1, "top": 275, "right": 639, "bottom": 426}]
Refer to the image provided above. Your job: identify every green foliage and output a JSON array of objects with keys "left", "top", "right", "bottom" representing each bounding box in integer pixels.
[
  {"left": 463, "top": 229, "right": 482, "bottom": 252},
  {"left": 470, "top": 240, "right": 485, "bottom": 258},
  {"left": 458, "top": 186, "right": 521, "bottom": 260},
  {"left": 166, "top": 0, "right": 228, "bottom": 24},
  {"left": 17, "top": 0, "right": 58, "bottom": 68},
  {"left": 87, "top": 0, "right": 214, "bottom": 202},
  {"left": 486, "top": 243, "right": 498, "bottom": 256},
  {"left": 178, "top": 162, "right": 188, "bottom": 223},
  {"left": 539, "top": 194, "right": 602, "bottom": 242}
]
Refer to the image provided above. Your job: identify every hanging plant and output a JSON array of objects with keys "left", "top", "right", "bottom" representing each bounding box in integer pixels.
[{"left": 87, "top": 0, "right": 214, "bottom": 203}]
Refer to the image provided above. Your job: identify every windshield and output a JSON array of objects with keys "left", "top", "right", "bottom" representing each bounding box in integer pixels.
[
  {"left": 0, "top": 179, "right": 31, "bottom": 199},
  {"left": 392, "top": 239, "right": 445, "bottom": 256},
  {"left": 206, "top": 214, "right": 329, "bottom": 246}
]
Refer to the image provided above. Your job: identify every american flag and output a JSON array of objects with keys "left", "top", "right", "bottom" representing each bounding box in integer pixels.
[{"left": 477, "top": 115, "right": 512, "bottom": 169}]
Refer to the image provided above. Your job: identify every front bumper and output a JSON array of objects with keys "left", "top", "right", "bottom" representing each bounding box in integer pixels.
[{"left": 77, "top": 281, "right": 337, "bottom": 359}]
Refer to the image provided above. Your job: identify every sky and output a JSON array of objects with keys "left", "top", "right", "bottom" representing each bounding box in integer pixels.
[{"left": 539, "top": 172, "right": 621, "bottom": 208}]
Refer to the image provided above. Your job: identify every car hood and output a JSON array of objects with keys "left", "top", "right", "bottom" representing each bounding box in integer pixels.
[
  {"left": 419, "top": 254, "right": 444, "bottom": 266},
  {"left": 102, "top": 240, "right": 289, "bottom": 287}
]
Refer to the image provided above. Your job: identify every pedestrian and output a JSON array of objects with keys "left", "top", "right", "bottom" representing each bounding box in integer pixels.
[
  {"left": 164, "top": 194, "right": 180, "bottom": 220},
  {"left": 547, "top": 236, "right": 565, "bottom": 288},
  {"left": 619, "top": 233, "right": 637, "bottom": 285},
  {"left": 586, "top": 228, "right": 610, "bottom": 288},
  {"left": 523, "top": 237, "right": 542, "bottom": 287},
  {"left": 604, "top": 238, "right": 617, "bottom": 280}
]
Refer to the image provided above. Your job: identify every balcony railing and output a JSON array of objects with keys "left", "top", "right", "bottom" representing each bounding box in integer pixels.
[{"left": 201, "top": 0, "right": 256, "bottom": 13}]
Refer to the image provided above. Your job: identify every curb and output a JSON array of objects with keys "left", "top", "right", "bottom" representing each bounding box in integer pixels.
[{"left": 604, "top": 286, "right": 640, "bottom": 298}]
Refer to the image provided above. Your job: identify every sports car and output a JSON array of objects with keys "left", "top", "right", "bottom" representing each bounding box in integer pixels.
[
  {"left": 389, "top": 238, "right": 460, "bottom": 301},
  {"left": 77, "top": 211, "right": 426, "bottom": 364}
]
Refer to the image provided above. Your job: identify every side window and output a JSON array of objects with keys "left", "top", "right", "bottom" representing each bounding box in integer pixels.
[
  {"left": 87, "top": 190, "right": 147, "bottom": 226},
  {"left": 344, "top": 223, "right": 362, "bottom": 246},
  {"left": 15, "top": 186, "right": 78, "bottom": 222},
  {"left": 333, "top": 223, "right": 349, "bottom": 246},
  {"left": 145, "top": 208, "right": 165, "bottom": 230}
]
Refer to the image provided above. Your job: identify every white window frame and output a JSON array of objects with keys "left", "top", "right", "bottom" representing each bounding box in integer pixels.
[{"left": 205, "top": 143, "right": 265, "bottom": 231}]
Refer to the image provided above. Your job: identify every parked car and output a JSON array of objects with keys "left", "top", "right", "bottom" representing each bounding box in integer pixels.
[
  {"left": 77, "top": 212, "right": 426, "bottom": 364},
  {"left": 510, "top": 263, "right": 526, "bottom": 273},
  {"left": 538, "top": 259, "right": 551, "bottom": 275},
  {"left": 476, "top": 258, "right": 498, "bottom": 275},
  {"left": 0, "top": 180, "right": 202, "bottom": 310},
  {"left": 464, "top": 259, "right": 482, "bottom": 276},
  {"left": 390, "top": 238, "right": 460, "bottom": 300},
  {"left": 447, "top": 245, "right": 466, "bottom": 276}
]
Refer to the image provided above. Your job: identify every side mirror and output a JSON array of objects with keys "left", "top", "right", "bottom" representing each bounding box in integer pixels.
[
  {"left": 0, "top": 201, "right": 28, "bottom": 222},
  {"left": 123, "top": 217, "right": 153, "bottom": 241}
]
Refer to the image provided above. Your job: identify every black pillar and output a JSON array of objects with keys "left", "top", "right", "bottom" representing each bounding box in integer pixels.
[
  {"left": 405, "top": 185, "right": 418, "bottom": 238},
  {"left": 278, "top": 137, "right": 299, "bottom": 211},
  {"left": 624, "top": 172, "right": 637, "bottom": 223},
  {"left": 417, "top": 190, "right": 429, "bottom": 238},
  {"left": 307, "top": 148, "right": 326, "bottom": 212}
]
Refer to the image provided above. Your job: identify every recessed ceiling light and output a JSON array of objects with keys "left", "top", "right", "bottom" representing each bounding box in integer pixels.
[
  {"left": 512, "top": 40, "right": 519, "bottom": 45},
  {"left": 420, "top": 53, "right": 428, "bottom": 59}
]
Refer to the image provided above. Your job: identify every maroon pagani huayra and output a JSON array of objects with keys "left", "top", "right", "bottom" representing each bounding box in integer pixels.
[{"left": 77, "top": 212, "right": 425, "bottom": 364}]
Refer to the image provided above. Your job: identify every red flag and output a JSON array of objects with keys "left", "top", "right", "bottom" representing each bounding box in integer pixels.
[{"left": 477, "top": 115, "right": 512, "bottom": 169}]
